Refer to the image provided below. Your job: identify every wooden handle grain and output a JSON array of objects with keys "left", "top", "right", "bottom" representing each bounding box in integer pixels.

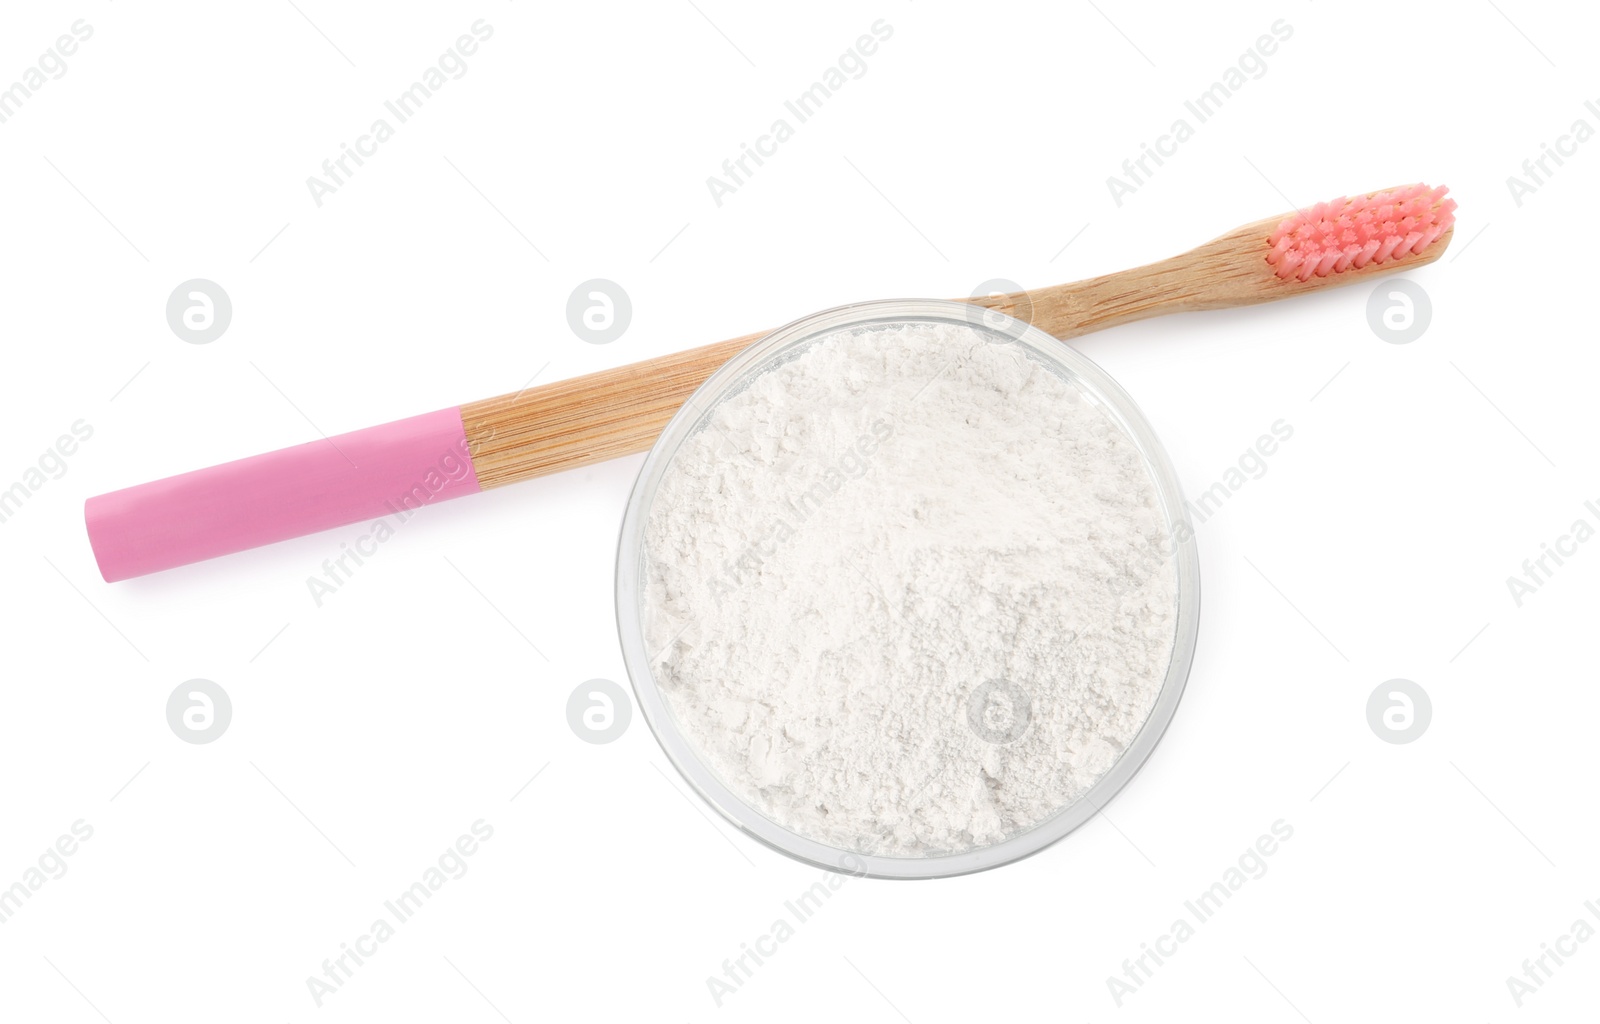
[
  {"left": 461, "top": 329, "right": 764, "bottom": 486},
  {"left": 462, "top": 197, "right": 1452, "bottom": 489}
]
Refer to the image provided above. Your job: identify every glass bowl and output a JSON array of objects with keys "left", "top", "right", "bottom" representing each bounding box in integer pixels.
[{"left": 616, "top": 298, "right": 1200, "bottom": 879}]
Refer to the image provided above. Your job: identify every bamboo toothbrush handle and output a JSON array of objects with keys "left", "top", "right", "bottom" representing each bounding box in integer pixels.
[{"left": 462, "top": 199, "right": 1453, "bottom": 490}]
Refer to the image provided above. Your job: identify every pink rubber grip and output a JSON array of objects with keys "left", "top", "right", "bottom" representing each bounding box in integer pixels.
[{"left": 85, "top": 407, "right": 482, "bottom": 582}]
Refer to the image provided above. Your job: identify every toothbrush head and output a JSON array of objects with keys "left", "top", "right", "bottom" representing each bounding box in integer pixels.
[{"left": 1266, "top": 184, "right": 1456, "bottom": 282}]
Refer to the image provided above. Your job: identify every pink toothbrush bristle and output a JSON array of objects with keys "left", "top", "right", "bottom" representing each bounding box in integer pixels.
[{"left": 1264, "top": 184, "right": 1455, "bottom": 281}]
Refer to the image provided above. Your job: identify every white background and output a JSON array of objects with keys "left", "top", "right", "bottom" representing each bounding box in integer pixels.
[{"left": 1, "top": 0, "right": 1595, "bottom": 1020}]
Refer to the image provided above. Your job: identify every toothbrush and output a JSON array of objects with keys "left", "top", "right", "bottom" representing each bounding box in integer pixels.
[{"left": 85, "top": 183, "right": 1455, "bottom": 582}]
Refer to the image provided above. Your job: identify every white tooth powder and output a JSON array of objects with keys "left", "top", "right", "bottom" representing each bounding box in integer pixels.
[{"left": 641, "top": 320, "right": 1179, "bottom": 858}]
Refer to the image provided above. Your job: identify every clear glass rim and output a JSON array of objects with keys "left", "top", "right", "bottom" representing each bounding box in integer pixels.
[{"left": 615, "top": 298, "right": 1201, "bottom": 880}]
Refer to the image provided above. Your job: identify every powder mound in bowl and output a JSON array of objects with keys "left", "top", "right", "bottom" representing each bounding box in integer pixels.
[{"left": 640, "top": 319, "right": 1180, "bottom": 858}]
